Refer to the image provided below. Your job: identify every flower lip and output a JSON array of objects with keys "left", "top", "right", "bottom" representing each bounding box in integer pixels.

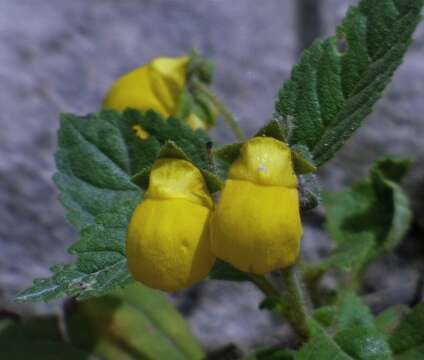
[
  {"left": 228, "top": 136, "right": 298, "bottom": 188},
  {"left": 146, "top": 158, "right": 213, "bottom": 209}
]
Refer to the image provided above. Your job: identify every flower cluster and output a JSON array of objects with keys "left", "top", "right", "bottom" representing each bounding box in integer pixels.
[{"left": 104, "top": 56, "right": 303, "bottom": 291}]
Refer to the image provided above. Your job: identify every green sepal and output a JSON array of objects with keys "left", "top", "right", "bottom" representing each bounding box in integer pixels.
[
  {"left": 299, "top": 173, "right": 321, "bottom": 212},
  {"left": 187, "top": 52, "right": 214, "bottom": 84},
  {"left": 158, "top": 140, "right": 191, "bottom": 160},
  {"left": 291, "top": 146, "right": 317, "bottom": 175},
  {"left": 201, "top": 169, "right": 223, "bottom": 193},
  {"left": 209, "top": 259, "right": 251, "bottom": 282},
  {"left": 254, "top": 118, "right": 286, "bottom": 141},
  {"left": 213, "top": 143, "right": 243, "bottom": 180},
  {"left": 131, "top": 167, "right": 151, "bottom": 190}
]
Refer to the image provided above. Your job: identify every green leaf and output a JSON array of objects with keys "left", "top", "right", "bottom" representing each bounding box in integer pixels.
[
  {"left": 335, "top": 292, "right": 376, "bottom": 331},
  {"left": 313, "top": 306, "right": 338, "bottom": 328},
  {"left": 323, "top": 156, "right": 412, "bottom": 272},
  {"left": 375, "top": 305, "right": 409, "bottom": 338},
  {"left": 65, "top": 283, "right": 204, "bottom": 360},
  {"left": 389, "top": 303, "right": 424, "bottom": 359},
  {"left": 275, "top": 0, "right": 423, "bottom": 166},
  {"left": 333, "top": 326, "right": 393, "bottom": 360},
  {"left": 17, "top": 109, "right": 214, "bottom": 302},
  {"left": 303, "top": 236, "right": 374, "bottom": 282},
  {"left": 297, "top": 317, "right": 393, "bottom": 360},
  {"left": 298, "top": 295, "right": 394, "bottom": 359},
  {"left": 209, "top": 259, "right": 251, "bottom": 282},
  {"left": 296, "top": 320, "right": 352, "bottom": 360},
  {"left": 124, "top": 109, "right": 211, "bottom": 171},
  {"left": 0, "top": 316, "right": 90, "bottom": 360}
]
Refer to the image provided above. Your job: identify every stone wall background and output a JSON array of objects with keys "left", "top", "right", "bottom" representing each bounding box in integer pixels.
[{"left": 0, "top": 0, "right": 423, "bottom": 354}]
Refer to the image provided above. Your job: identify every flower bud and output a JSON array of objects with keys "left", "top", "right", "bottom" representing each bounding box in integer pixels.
[
  {"left": 103, "top": 56, "right": 189, "bottom": 118},
  {"left": 103, "top": 56, "right": 217, "bottom": 130},
  {"left": 210, "top": 137, "right": 302, "bottom": 274},
  {"left": 126, "top": 158, "right": 215, "bottom": 291}
]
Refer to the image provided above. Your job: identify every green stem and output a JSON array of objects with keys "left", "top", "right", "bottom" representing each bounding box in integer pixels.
[
  {"left": 190, "top": 79, "right": 246, "bottom": 142},
  {"left": 249, "top": 274, "right": 281, "bottom": 300},
  {"left": 280, "top": 265, "right": 310, "bottom": 339}
]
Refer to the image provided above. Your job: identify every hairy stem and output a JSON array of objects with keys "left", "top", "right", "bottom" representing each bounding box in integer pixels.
[
  {"left": 249, "top": 274, "right": 281, "bottom": 300},
  {"left": 190, "top": 79, "right": 245, "bottom": 142},
  {"left": 280, "top": 265, "right": 310, "bottom": 339}
]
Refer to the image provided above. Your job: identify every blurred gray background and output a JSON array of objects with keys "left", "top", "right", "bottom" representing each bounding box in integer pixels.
[{"left": 1, "top": 0, "right": 423, "bottom": 354}]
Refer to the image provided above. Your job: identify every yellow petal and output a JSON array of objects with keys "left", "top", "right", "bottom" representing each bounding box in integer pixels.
[
  {"left": 127, "top": 198, "right": 215, "bottom": 291},
  {"left": 149, "top": 56, "right": 188, "bottom": 89},
  {"left": 211, "top": 179, "right": 302, "bottom": 274},
  {"left": 102, "top": 56, "right": 189, "bottom": 117},
  {"left": 146, "top": 158, "right": 213, "bottom": 209},
  {"left": 229, "top": 137, "right": 297, "bottom": 188},
  {"left": 211, "top": 137, "right": 302, "bottom": 274}
]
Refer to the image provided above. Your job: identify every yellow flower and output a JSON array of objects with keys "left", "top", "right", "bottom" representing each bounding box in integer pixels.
[
  {"left": 103, "top": 56, "right": 188, "bottom": 117},
  {"left": 126, "top": 158, "right": 215, "bottom": 291},
  {"left": 102, "top": 56, "right": 215, "bottom": 131},
  {"left": 210, "top": 137, "right": 302, "bottom": 274}
]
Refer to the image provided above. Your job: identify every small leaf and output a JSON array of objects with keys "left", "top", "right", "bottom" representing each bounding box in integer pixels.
[
  {"left": 375, "top": 305, "right": 409, "bottom": 338},
  {"left": 372, "top": 156, "right": 413, "bottom": 183},
  {"left": 0, "top": 316, "right": 90, "bottom": 360},
  {"left": 299, "top": 173, "right": 321, "bottom": 212},
  {"left": 335, "top": 292, "right": 375, "bottom": 331},
  {"left": 65, "top": 283, "right": 204, "bottom": 360},
  {"left": 333, "top": 326, "right": 393, "bottom": 360},
  {"left": 296, "top": 320, "right": 351, "bottom": 360},
  {"left": 209, "top": 260, "right": 251, "bottom": 282},
  {"left": 313, "top": 306, "right": 337, "bottom": 328},
  {"left": 259, "top": 297, "right": 285, "bottom": 314},
  {"left": 296, "top": 318, "right": 393, "bottom": 360},
  {"left": 276, "top": 0, "right": 423, "bottom": 165},
  {"left": 323, "top": 156, "right": 412, "bottom": 272},
  {"left": 389, "top": 302, "right": 424, "bottom": 359},
  {"left": 303, "top": 236, "right": 374, "bottom": 282}
]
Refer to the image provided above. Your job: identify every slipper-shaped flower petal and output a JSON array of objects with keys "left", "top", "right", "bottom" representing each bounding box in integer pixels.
[{"left": 211, "top": 137, "right": 302, "bottom": 274}]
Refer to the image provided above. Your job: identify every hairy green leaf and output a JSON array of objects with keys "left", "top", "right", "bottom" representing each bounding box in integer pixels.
[
  {"left": 17, "top": 109, "right": 213, "bottom": 302},
  {"left": 66, "top": 283, "right": 204, "bottom": 360},
  {"left": 389, "top": 303, "right": 424, "bottom": 359},
  {"left": 375, "top": 305, "right": 409, "bottom": 339},
  {"left": 0, "top": 316, "right": 90, "bottom": 360},
  {"left": 297, "top": 307, "right": 393, "bottom": 360},
  {"left": 276, "top": 0, "right": 423, "bottom": 165},
  {"left": 323, "top": 157, "right": 412, "bottom": 272}
]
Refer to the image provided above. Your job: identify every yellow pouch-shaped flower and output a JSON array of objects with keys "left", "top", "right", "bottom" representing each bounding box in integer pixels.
[
  {"left": 211, "top": 137, "right": 303, "bottom": 274},
  {"left": 102, "top": 56, "right": 218, "bottom": 131},
  {"left": 103, "top": 56, "right": 189, "bottom": 118},
  {"left": 126, "top": 158, "right": 215, "bottom": 291}
]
